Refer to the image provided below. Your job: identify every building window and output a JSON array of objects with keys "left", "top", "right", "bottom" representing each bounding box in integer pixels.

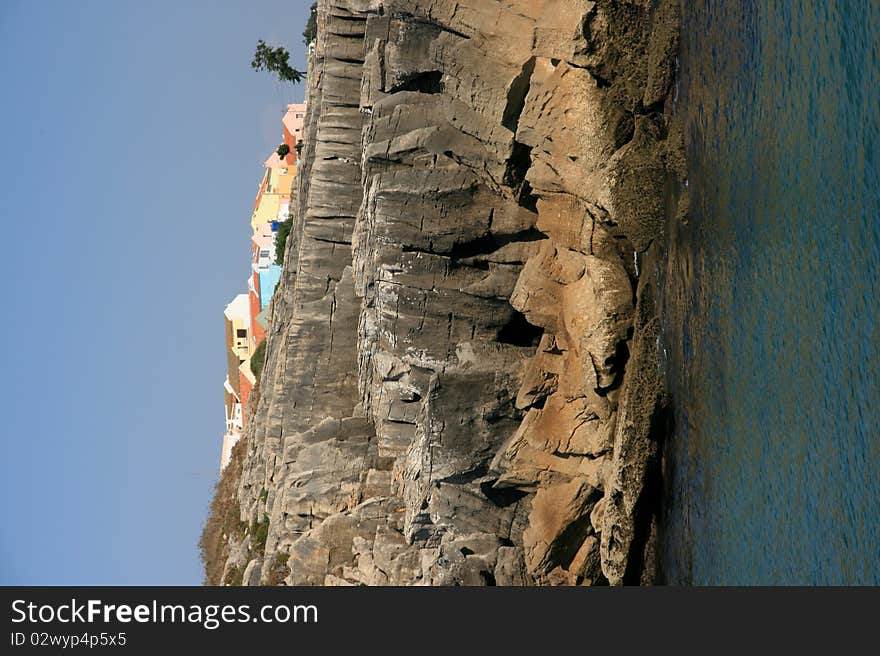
[
  {"left": 236, "top": 329, "right": 247, "bottom": 338},
  {"left": 296, "top": 113, "right": 304, "bottom": 118}
]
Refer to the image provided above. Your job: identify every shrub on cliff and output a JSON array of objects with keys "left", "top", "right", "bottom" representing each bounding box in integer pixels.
[
  {"left": 250, "top": 513, "right": 270, "bottom": 553},
  {"left": 303, "top": 3, "right": 318, "bottom": 46},
  {"left": 251, "top": 40, "right": 304, "bottom": 83},
  {"left": 199, "top": 437, "right": 249, "bottom": 585},
  {"left": 275, "top": 217, "right": 293, "bottom": 265},
  {"left": 250, "top": 339, "right": 267, "bottom": 379},
  {"left": 276, "top": 143, "right": 291, "bottom": 160}
]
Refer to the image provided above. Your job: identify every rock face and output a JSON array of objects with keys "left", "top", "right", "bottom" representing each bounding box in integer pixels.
[{"left": 220, "top": 0, "right": 682, "bottom": 586}]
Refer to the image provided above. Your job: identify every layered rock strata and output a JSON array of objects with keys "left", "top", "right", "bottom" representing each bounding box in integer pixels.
[{"left": 223, "top": 0, "right": 682, "bottom": 586}]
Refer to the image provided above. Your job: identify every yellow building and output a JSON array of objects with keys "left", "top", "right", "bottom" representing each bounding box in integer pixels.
[
  {"left": 224, "top": 293, "right": 251, "bottom": 362},
  {"left": 250, "top": 104, "right": 305, "bottom": 232},
  {"left": 250, "top": 165, "right": 298, "bottom": 232}
]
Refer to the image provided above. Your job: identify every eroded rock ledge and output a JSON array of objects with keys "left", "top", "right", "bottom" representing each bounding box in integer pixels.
[{"left": 221, "top": 0, "right": 683, "bottom": 586}]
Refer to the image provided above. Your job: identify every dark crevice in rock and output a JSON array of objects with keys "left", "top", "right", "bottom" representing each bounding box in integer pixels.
[
  {"left": 387, "top": 70, "right": 444, "bottom": 95},
  {"left": 409, "top": 513, "right": 440, "bottom": 545},
  {"left": 590, "top": 70, "right": 613, "bottom": 88},
  {"left": 459, "top": 259, "right": 491, "bottom": 271},
  {"left": 622, "top": 399, "right": 669, "bottom": 585},
  {"left": 439, "top": 464, "right": 488, "bottom": 486},
  {"left": 481, "top": 480, "right": 528, "bottom": 508},
  {"left": 502, "top": 57, "right": 536, "bottom": 132},
  {"left": 640, "top": 98, "right": 667, "bottom": 116},
  {"left": 391, "top": 13, "right": 472, "bottom": 41},
  {"left": 311, "top": 236, "right": 353, "bottom": 246},
  {"left": 594, "top": 339, "right": 631, "bottom": 396},
  {"left": 529, "top": 395, "right": 547, "bottom": 410},
  {"left": 614, "top": 111, "right": 636, "bottom": 150},
  {"left": 450, "top": 228, "right": 545, "bottom": 261},
  {"left": 384, "top": 418, "right": 417, "bottom": 427},
  {"left": 504, "top": 141, "right": 539, "bottom": 211},
  {"left": 327, "top": 13, "right": 366, "bottom": 23},
  {"left": 496, "top": 311, "right": 543, "bottom": 348},
  {"left": 518, "top": 178, "right": 539, "bottom": 213},
  {"left": 327, "top": 33, "right": 367, "bottom": 41},
  {"left": 578, "top": 3, "right": 601, "bottom": 56}
]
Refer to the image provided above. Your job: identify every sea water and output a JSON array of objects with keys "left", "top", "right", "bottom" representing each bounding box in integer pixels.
[{"left": 660, "top": 0, "right": 880, "bottom": 584}]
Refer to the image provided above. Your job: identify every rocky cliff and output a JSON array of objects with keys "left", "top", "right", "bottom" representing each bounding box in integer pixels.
[{"left": 215, "top": 0, "right": 683, "bottom": 586}]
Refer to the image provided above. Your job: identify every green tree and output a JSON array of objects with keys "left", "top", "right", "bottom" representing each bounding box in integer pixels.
[
  {"left": 303, "top": 3, "right": 318, "bottom": 45},
  {"left": 251, "top": 40, "right": 304, "bottom": 83},
  {"left": 276, "top": 143, "right": 291, "bottom": 160},
  {"left": 275, "top": 217, "right": 294, "bottom": 265}
]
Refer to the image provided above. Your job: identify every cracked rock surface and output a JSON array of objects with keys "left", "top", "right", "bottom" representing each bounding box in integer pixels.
[{"left": 221, "top": 0, "right": 682, "bottom": 586}]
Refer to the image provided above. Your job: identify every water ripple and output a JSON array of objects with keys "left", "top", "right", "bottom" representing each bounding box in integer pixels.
[{"left": 660, "top": 0, "right": 880, "bottom": 585}]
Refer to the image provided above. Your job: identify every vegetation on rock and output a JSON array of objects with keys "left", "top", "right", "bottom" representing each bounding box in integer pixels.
[
  {"left": 199, "top": 437, "right": 248, "bottom": 586},
  {"left": 274, "top": 217, "right": 293, "bottom": 265},
  {"left": 250, "top": 513, "right": 270, "bottom": 553},
  {"left": 303, "top": 3, "right": 318, "bottom": 46},
  {"left": 251, "top": 39, "right": 304, "bottom": 83},
  {"left": 250, "top": 340, "right": 267, "bottom": 379}
]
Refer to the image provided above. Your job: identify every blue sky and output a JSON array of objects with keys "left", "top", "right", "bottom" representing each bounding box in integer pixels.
[{"left": 0, "top": 0, "right": 310, "bottom": 585}]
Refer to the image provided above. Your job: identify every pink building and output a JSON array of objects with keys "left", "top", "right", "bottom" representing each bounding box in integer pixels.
[
  {"left": 263, "top": 103, "right": 307, "bottom": 169},
  {"left": 283, "top": 103, "right": 307, "bottom": 150}
]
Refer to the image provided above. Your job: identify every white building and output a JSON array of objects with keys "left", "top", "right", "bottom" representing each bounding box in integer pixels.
[
  {"left": 221, "top": 377, "right": 243, "bottom": 471},
  {"left": 220, "top": 431, "right": 241, "bottom": 472}
]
